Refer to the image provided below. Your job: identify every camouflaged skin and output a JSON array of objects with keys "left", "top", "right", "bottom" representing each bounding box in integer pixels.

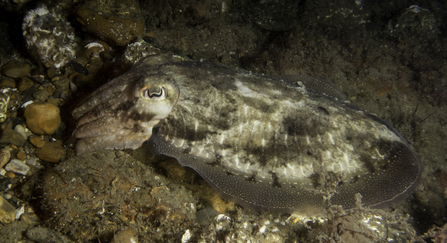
[{"left": 74, "top": 54, "right": 421, "bottom": 215}]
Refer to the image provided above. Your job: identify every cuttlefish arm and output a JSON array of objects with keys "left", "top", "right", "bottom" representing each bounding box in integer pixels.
[{"left": 72, "top": 70, "right": 180, "bottom": 155}]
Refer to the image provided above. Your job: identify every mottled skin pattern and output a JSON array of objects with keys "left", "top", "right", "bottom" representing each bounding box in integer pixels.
[
  {"left": 73, "top": 54, "right": 421, "bottom": 216},
  {"left": 72, "top": 55, "right": 180, "bottom": 154}
]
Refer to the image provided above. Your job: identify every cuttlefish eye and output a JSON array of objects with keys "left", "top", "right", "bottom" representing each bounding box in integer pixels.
[{"left": 141, "top": 86, "right": 167, "bottom": 100}]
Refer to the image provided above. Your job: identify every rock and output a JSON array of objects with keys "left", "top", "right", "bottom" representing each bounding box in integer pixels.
[
  {"left": 5, "top": 159, "right": 30, "bottom": 176},
  {"left": 32, "top": 89, "right": 50, "bottom": 102},
  {"left": 24, "top": 102, "right": 61, "bottom": 135},
  {"left": 14, "top": 124, "right": 27, "bottom": 140},
  {"left": 5, "top": 171, "right": 15, "bottom": 179},
  {"left": 0, "top": 196, "right": 16, "bottom": 223},
  {"left": 0, "top": 88, "right": 21, "bottom": 123},
  {"left": 26, "top": 226, "right": 74, "bottom": 243},
  {"left": 20, "top": 212, "right": 40, "bottom": 225},
  {"left": 45, "top": 98, "right": 61, "bottom": 106},
  {"left": 0, "top": 128, "right": 26, "bottom": 147},
  {"left": 29, "top": 136, "right": 45, "bottom": 148},
  {"left": 75, "top": 0, "right": 144, "bottom": 46},
  {"left": 16, "top": 151, "right": 26, "bottom": 161},
  {"left": 53, "top": 77, "right": 70, "bottom": 91},
  {"left": 0, "top": 147, "right": 10, "bottom": 168},
  {"left": 17, "top": 77, "right": 34, "bottom": 92},
  {"left": 35, "top": 142, "right": 65, "bottom": 163},
  {"left": 1, "top": 62, "right": 31, "bottom": 78},
  {"left": 47, "top": 67, "right": 56, "bottom": 78},
  {"left": 0, "top": 78, "right": 16, "bottom": 88},
  {"left": 112, "top": 229, "right": 138, "bottom": 243},
  {"left": 45, "top": 84, "right": 56, "bottom": 96},
  {"left": 22, "top": 5, "right": 78, "bottom": 68}
]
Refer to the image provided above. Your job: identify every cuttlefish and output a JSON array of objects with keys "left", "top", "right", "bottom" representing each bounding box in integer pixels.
[{"left": 72, "top": 54, "right": 421, "bottom": 216}]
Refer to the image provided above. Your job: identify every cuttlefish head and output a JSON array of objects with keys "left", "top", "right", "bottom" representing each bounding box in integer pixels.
[{"left": 72, "top": 72, "right": 180, "bottom": 155}]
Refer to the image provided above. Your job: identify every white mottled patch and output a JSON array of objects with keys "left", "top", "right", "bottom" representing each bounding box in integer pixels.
[{"left": 235, "top": 80, "right": 257, "bottom": 98}]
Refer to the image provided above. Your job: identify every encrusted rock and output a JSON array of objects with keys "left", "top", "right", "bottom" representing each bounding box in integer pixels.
[
  {"left": 24, "top": 102, "right": 61, "bottom": 135},
  {"left": 22, "top": 5, "right": 78, "bottom": 68},
  {"left": 0, "top": 88, "right": 21, "bottom": 123}
]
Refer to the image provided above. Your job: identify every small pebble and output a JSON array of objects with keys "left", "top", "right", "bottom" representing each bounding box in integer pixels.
[
  {"left": 5, "top": 171, "right": 15, "bottom": 178},
  {"left": 0, "top": 196, "right": 16, "bottom": 223},
  {"left": 36, "top": 142, "right": 66, "bottom": 163},
  {"left": 0, "top": 78, "right": 16, "bottom": 88},
  {"left": 16, "top": 151, "right": 27, "bottom": 161},
  {"left": 47, "top": 67, "right": 56, "bottom": 78},
  {"left": 0, "top": 168, "right": 6, "bottom": 176},
  {"left": 21, "top": 212, "right": 40, "bottom": 225},
  {"left": 14, "top": 124, "right": 28, "bottom": 140},
  {"left": 0, "top": 128, "right": 26, "bottom": 147},
  {"left": 29, "top": 136, "right": 45, "bottom": 148},
  {"left": 46, "top": 98, "right": 61, "bottom": 106},
  {"left": 1, "top": 62, "right": 31, "bottom": 78},
  {"left": 18, "top": 77, "right": 34, "bottom": 92},
  {"left": 112, "top": 229, "right": 138, "bottom": 243},
  {"left": 26, "top": 226, "right": 73, "bottom": 243},
  {"left": 0, "top": 147, "right": 11, "bottom": 168},
  {"left": 26, "top": 157, "right": 39, "bottom": 167},
  {"left": 32, "top": 89, "right": 50, "bottom": 102},
  {"left": 45, "top": 84, "right": 56, "bottom": 96},
  {"left": 5, "top": 159, "right": 30, "bottom": 175},
  {"left": 24, "top": 102, "right": 61, "bottom": 135},
  {"left": 53, "top": 78, "right": 70, "bottom": 91},
  {"left": 15, "top": 205, "right": 25, "bottom": 220}
]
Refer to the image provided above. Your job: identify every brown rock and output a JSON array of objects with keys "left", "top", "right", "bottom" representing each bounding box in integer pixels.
[
  {"left": 5, "top": 171, "right": 15, "bottom": 179},
  {"left": 75, "top": 0, "right": 144, "bottom": 46},
  {"left": 112, "top": 229, "right": 138, "bottom": 243},
  {"left": 29, "top": 136, "right": 45, "bottom": 148},
  {"left": 45, "top": 98, "right": 61, "bottom": 106},
  {"left": 36, "top": 142, "right": 66, "bottom": 163},
  {"left": 0, "top": 147, "right": 11, "bottom": 168},
  {"left": 47, "top": 67, "right": 56, "bottom": 78},
  {"left": 53, "top": 77, "right": 70, "bottom": 91},
  {"left": 0, "top": 128, "right": 26, "bottom": 147},
  {"left": 18, "top": 77, "right": 34, "bottom": 92},
  {"left": 24, "top": 102, "right": 61, "bottom": 135},
  {"left": 1, "top": 62, "right": 31, "bottom": 78},
  {"left": 0, "top": 78, "right": 16, "bottom": 88},
  {"left": 32, "top": 89, "right": 50, "bottom": 102},
  {"left": 46, "top": 84, "right": 56, "bottom": 96},
  {"left": 0, "top": 196, "right": 16, "bottom": 223},
  {"left": 20, "top": 212, "right": 40, "bottom": 225},
  {"left": 16, "top": 151, "right": 26, "bottom": 161}
]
